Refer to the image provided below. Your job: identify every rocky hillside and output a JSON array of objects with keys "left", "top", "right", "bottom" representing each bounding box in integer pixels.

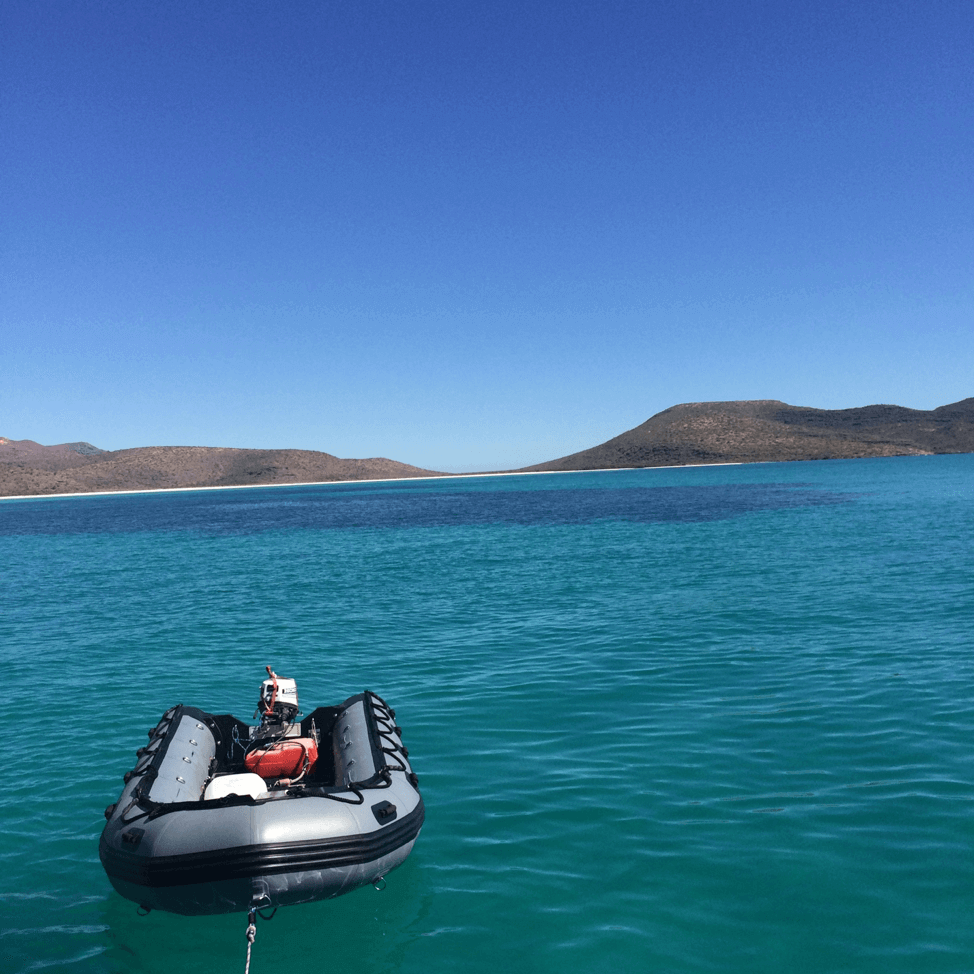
[
  {"left": 5, "top": 397, "right": 972, "bottom": 496},
  {"left": 523, "top": 398, "right": 974, "bottom": 471},
  {"left": 0, "top": 439, "right": 441, "bottom": 497}
]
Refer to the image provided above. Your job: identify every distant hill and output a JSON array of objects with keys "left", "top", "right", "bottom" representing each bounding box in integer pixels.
[
  {"left": 4, "top": 398, "right": 972, "bottom": 497},
  {"left": 0, "top": 438, "right": 105, "bottom": 457},
  {"left": 0, "top": 439, "right": 441, "bottom": 497},
  {"left": 522, "top": 398, "right": 974, "bottom": 471}
]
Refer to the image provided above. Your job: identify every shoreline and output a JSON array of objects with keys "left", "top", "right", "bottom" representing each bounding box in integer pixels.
[
  {"left": 0, "top": 461, "right": 753, "bottom": 503},
  {"left": 1, "top": 452, "right": 952, "bottom": 504}
]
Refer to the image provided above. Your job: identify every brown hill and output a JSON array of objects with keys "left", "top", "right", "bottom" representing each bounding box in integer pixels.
[
  {"left": 0, "top": 439, "right": 441, "bottom": 497},
  {"left": 523, "top": 398, "right": 974, "bottom": 471},
  {"left": 5, "top": 397, "right": 972, "bottom": 495}
]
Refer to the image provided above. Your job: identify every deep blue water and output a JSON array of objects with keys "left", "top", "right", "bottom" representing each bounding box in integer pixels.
[{"left": 1, "top": 456, "right": 973, "bottom": 973}]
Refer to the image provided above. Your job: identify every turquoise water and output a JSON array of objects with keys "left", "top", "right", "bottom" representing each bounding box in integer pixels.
[{"left": 2, "top": 456, "right": 973, "bottom": 973}]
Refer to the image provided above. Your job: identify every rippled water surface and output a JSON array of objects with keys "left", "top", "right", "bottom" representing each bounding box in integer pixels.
[{"left": 2, "top": 456, "right": 973, "bottom": 973}]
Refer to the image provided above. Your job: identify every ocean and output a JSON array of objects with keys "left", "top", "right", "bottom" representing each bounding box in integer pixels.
[{"left": 1, "top": 455, "right": 972, "bottom": 973}]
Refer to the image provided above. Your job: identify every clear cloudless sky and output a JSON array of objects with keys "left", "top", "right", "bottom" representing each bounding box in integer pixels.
[{"left": 2, "top": 1, "right": 972, "bottom": 471}]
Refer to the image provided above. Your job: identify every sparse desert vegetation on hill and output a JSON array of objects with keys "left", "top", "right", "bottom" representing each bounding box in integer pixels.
[
  {"left": 3, "top": 397, "right": 973, "bottom": 496},
  {"left": 521, "top": 398, "right": 974, "bottom": 471},
  {"left": 0, "top": 439, "right": 440, "bottom": 497}
]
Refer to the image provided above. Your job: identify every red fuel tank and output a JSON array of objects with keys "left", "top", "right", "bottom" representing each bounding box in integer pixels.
[{"left": 245, "top": 738, "right": 318, "bottom": 779}]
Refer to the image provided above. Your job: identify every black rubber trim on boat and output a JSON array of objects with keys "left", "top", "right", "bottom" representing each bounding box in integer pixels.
[{"left": 100, "top": 798, "right": 425, "bottom": 889}]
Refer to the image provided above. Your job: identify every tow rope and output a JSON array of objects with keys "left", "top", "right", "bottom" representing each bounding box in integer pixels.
[
  {"left": 242, "top": 898, "right": 278, "bottom": 972},
  {"left": 243, "top": 908, "right": 257, "bottom": 974}
]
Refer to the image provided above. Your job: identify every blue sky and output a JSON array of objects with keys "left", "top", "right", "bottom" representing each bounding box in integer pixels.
[{"left": 3, "top": 1, "right": 971, "bottom": 471}]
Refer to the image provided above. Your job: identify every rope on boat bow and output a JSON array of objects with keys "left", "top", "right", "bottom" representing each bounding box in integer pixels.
[
  {"left": 243, "top": 909, "right": 257, "bottom": 974},
  {"left": 242, "top": 898, "right": 277, "bottom": 973}
]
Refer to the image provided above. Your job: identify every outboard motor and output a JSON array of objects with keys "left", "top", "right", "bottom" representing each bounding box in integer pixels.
[
  {"left": 247, "top": 666, "right": 318, "bottom": 782},
  {"left": 256, "top": 666, "right": 299, "bottom": 727}
]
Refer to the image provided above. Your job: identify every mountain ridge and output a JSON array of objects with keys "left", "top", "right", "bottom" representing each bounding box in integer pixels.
[
  {"left": 3, "top": 397, "right": 973, "bottom": 496},
  {"left": 520, "top": 397, "right": 974, "bottom": 471},
  {"left": 0, "top": 441, "right": 440, "bottom": 497}
]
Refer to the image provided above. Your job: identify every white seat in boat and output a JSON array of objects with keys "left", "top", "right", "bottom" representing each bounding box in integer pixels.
[{"left": 204, "top": 772, "right": 268, "bottom": 801}]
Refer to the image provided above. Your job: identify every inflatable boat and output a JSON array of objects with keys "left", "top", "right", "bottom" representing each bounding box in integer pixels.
[{"left": 100, "top": 670, "right": 423, "bottom": 916}]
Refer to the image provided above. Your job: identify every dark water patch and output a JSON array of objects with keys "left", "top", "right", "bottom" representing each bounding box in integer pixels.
[{"left": 0, "top": 479, "right": 851, "bottom": 536}]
